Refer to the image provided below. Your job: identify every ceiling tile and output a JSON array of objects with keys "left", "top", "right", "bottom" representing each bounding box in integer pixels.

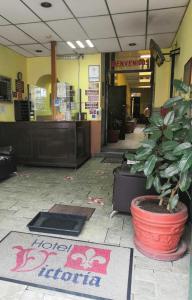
[
  {"left": 0, "top": 16, "right": 10, "bottom": 25},
  {"left": 47, "top": 19, "right": 87, "bottom": 41},
  {"left": 119, "top": 36, "right": 145, "bottom": 51},
  {"left": 149, "top": 0, "right": 189, "bottom": 10},
  {"left": 148, "top": 7, "right": 186, "bottom": 34},
  {"left": 78, "top": 16, "right": 115, "bottom": 39},
  {"left": 18, "top": 22, "right": 61, "bottom": 43},
  {"left": 65, "top": 0, "right": 108, "bottom": 17},
  {"left": 93, "top": 38, "right": 120, "bottom": 52},
  {"left": 8, "top": 45, "right": 33, "bottom": 57},
  {"left": 56, "top": 42, "right": 75, "bottom": 55},
  {"left": 0, "top": 0, "right": 39, "bottom": 24},
  {"left": 20, "top": 44, "right": 50, "bottom": 56},
  {"left": 0, "top": 25, "right": 36, "bottom": 44},
  {"left": 75, "top": 47, "right": 97, "bottom": 54},
  {"left": 22, "top": 0, "right": 72, "bottom": 21},
  {"left": 0, "top": 36, "right": 14, "bottom": 46},
  {"left": 147, "top": 33, "right": 175, "bottom": 48},
  {"left": 112, "top": 12, "right": 146, "bottom": 36},
  {"left": 107, "top": 0, "right": 147, "bottom": 13}
]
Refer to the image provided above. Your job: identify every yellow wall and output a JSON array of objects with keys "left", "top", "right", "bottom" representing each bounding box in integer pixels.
[
  {"left": 0, "top": 45, "right": 27, "bottom": 121},
  {"left": 173, "top": 0, "right": 192, "bottom": 81},
  {"left": 153, "top": 57, "right": 171, "bottom": 107},
  {"left": 154, "top": 1, "right": 192, "bottom": 107}
]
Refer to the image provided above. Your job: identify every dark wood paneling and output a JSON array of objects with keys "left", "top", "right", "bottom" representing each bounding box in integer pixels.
[{"left": 0, "top": 121, "right": 90, "bottom": 168}]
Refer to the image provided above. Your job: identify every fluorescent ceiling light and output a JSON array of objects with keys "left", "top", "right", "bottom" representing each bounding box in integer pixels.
[
  {"left": 76, "top": 41, "right": 85, "bottom": 48},
  {"left": 139, "top": 72, "right": 151, "bottom": 76},
  {"left": 139, "top": 78, "right": 150, "bottom": 83},
  {"left": 138, "top": 85, "right": 151, "bottom": 88},
  {"left": 140, "top": 54, "right": 151, "bottom": 58},
  {"left": 86, "top": 40, "right": 94, "bottom": 48},
  {"left": 67, "top": 41, "right": 76, "bottom": 49}
]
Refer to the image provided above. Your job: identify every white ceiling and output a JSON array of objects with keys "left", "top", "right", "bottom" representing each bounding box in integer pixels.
[{"left": 0, "top": 0, "right": 189, "bottom": 57}]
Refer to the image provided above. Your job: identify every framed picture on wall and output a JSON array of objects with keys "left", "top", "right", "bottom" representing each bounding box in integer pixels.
[
  {"left": 183, "top": 57, "right": 192, "bottom": 86},
  {"left": 88, "top": 65, "right": 100, "bottom": 82}
]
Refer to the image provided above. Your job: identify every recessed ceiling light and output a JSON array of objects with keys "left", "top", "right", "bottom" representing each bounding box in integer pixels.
[
  {"left": 139, "top": 72, "right": 151, "bottom": 76},
  {"left": 129, "top": 43, "right": 136, "bottom": 46},
  {"left": 35, "top": 49, "right": 43, "bottom": 53},
  {"left": 76, "top": 41, "right": 85, "bottom": 48},
  {"left": 41, "top": 2, "right": 52, "bottom": 8},
  {"left": 67, "top": 41, "right": 76, "bottom": 49},
  {"left": 139, "top": 78, "right": 150, "bottom": 83},
  {"left": 85, "top": 40, "right": 94, "bottom": 48},
  {"left": 138, "top": 85, "right": 151, "bottom": 88},
  {"left": 140, "top": 54, "right": 151, "bottom": 58}
]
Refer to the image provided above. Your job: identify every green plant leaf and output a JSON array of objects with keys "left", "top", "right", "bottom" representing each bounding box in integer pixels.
[
  {"left": 149, "top": 114, "right": 164, "bottom": 127},
  {"left": 164, "top": 153, "right": 177, "bottom": 161},
  {"left": 178, "top": 151, "right": 192, "bottom": 172},
  {"left": 169, "top": 123, "right": 182, "bottom": 131},
  {"left": 161, "top": 183, "right": 172, "bottom": 190},
  {"left": 161, "top": 141, "right": 179, "bottom": 152},
  {"left": 174, "top": 79, "right": 190, "bottom": 94},
  {"left": 163, "top": 96, "right": 183, "bottom": 108},
  {"left": 161, "top": 163, "right": 179, "bottom": 178},
  {"left": 144, "top": 155, "right": 157, "bottom": 176},
  {"left": 177, "top": 102, "right": 190, "bottom": 117},
  {"left": 146, "top": 175, "right": 154, "bottom": 189},
  {"left": 164, "top": 111, "right": 175, "bottom": 125},
  {"left": 179, "top": 171, "right": 191, "bottom": 192},
  {"left": 135, "top": 147, "right": 152, "bottom": 160},
  {"left": 173, "top": 142, "right": 192, "bottom": 156},
  {"left": 161, "top": 189, "right": 172, "bottom": 198},
  {"left": 140, "top": 139, "right": 156, "bottom": 149},
  {"left": 174, "top": 129, "right": 188, "bottom": 141},
  {"left": 130, "top": 162, "right": 144, "bottom": 174},
  {"left": 163, "top": 128, "right": 173, "bottom": 140},
  {"left": 150, "top": 129, "right": 162, "bottom": 141},
  {"left": 169, "top": 194, "right": 179, "bottom": 211},
  {"left": 153, "top": 176, "right": 161, "bottom": 194},
  {"left": 159, "top": 163, "right": 169, "bottom": 170},
  {"left": 124, "top": 153, "right": 135, "bottom": 161}
]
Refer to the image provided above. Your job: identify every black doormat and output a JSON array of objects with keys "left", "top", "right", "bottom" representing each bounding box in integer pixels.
[
  {"left": 27, "top": 212, "right": 86, "bottom": 236},
  {"left": 101, "top": 157, "right": 123, "bottom": 164},
  {"left": 49, "top": 204, "right": 95, "bottom": 220},
  {"left": 0, "top": 231, "right": 133, "bottom": 300}
]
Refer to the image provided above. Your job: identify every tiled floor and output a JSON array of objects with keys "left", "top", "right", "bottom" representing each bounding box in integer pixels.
[{"left": 0, "top": 158, "right": 190, "bottom": 300}]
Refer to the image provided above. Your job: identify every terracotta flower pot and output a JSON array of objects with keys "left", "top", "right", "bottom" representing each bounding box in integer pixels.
[{"left": 130, "top": 195, "right": 188, "bottom": 261}]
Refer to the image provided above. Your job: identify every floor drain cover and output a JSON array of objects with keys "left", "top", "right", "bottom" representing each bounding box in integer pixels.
[{"left": 27, "top": 212, "right": 86, "bottom": 236}]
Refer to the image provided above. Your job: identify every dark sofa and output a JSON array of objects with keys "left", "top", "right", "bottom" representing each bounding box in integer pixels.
[{"left": 0, "top": 146, "right": 17, "bottom": 180}]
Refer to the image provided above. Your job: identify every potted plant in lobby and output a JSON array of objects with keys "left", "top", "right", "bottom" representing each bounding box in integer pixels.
[{"left": 130, "top": 80, "right": 192, "bottom": 261}]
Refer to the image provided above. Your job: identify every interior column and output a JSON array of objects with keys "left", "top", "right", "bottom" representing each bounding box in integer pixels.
[{"left": 51, "top": 41, "right": 57, "bottom": 118}]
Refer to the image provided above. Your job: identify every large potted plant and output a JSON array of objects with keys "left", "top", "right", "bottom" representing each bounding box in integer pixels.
[{"left": 130, "top": 80, "right": 192, "bottom": 261}]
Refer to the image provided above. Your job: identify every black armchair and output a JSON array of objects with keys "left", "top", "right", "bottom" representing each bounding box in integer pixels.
[{"left": 0, "top": 146, "right": 17, "bottom": 180}]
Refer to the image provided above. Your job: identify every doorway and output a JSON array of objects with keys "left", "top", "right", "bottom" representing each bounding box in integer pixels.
[
  {"left": 103, "top": 71, "right": 153, "bottom": 152},
  {"left": 108, "top": 85, "right": 126, "bottom": 142}
]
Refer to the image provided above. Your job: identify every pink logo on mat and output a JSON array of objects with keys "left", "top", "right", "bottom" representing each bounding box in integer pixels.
[
  {"left": 65, "top": 245, "right": 111, "bottom": 274},
  {"left": 11, "top": 246, "right": 57, "bottom": 272}
]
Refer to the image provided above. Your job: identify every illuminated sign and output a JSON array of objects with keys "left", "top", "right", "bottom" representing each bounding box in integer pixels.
[{"left": 111, "top": 58, "right": 150, "bottom": 70}]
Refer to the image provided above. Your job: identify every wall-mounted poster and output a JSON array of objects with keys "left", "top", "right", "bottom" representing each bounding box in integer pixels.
[
  {"left": 183, "top": 57, "right": 192, "bottom": 86},
  {"left": 88, "top": 65, "right": 100, "bottom": 82}
]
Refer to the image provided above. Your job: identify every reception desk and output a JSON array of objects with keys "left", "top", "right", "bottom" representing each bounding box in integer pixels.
[{"left": 0, "top": 121, "right": 90, "bottom": 168}]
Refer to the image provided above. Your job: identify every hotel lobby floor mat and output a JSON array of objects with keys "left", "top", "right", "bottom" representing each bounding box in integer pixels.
[
  {"left": 27, "top": 212, "right": 86, "bottom": 236},
  {"left": 0, "top": 231, "right": 133, "bottom": 300},
  {"left": 49, "top": 204, "right": 95, "bottom": 220}
]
